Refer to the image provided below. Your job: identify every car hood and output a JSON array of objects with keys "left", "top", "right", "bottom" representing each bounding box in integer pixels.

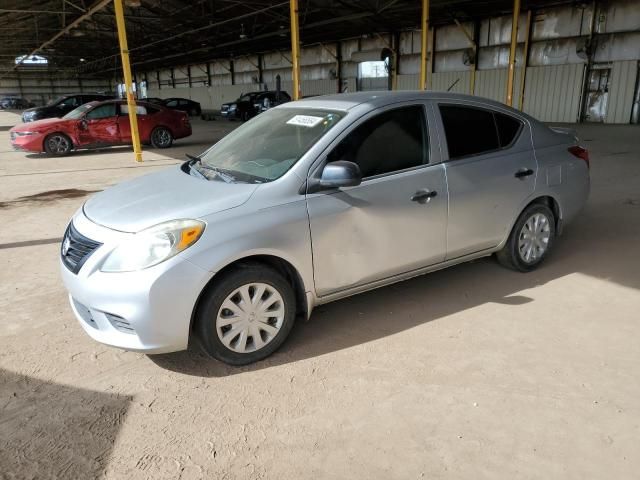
[
  {"left": 83, "top": 165, "right": 259, "bottom": 232},
  {"left": 11, "top": 117, "right": 72, "bottom": 131}
]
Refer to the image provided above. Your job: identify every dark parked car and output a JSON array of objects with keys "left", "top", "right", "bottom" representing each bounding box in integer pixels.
[
  {"left": 21, "top": 93, "right": 113, "bottom": 123},
  {"left": 143, "top": 97, "right": 165, "bottom": 105},
  {"left": 221, "top": 90, "right": 291, "bottom": 121},
  {"left": 161, "top": 97, "right": 201, "bottom": 116},
  {"left": 1, "top": 97, "right": 35, "bottom": 110}
]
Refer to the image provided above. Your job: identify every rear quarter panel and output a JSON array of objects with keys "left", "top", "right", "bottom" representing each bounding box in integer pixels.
[{"left": 531, "top": 124, "right": 590, "bottom": 226}]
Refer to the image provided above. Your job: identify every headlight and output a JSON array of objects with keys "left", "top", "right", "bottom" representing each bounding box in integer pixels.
[
  {"left": 101, "top": 219, "right": 205, "bottom": 273},
  {"left": 13, "top": 131, "right": 35, "bottom": 136},
  {"left": 229, "top": 104, "right": 237, "bottom": 111}
]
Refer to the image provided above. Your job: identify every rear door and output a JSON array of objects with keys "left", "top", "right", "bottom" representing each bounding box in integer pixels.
[
  {"left": 77, "top": 103, "right": 118, "bottom": 146},
  {"left": 307, "top": 103, "right": 448, "bottom": 296},
  {"left": 434, "top": 102, "right": 536, "bottom": 259},
  {"left": 117, "top": 103, "right": 153, "bottom": 143}
]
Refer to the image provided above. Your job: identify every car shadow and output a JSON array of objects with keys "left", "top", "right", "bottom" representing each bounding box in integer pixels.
[
  {"left": 0, "top": 368, "right": 132, "bottom": 478},
  {"left": 149, "top": 199, "right": 640, "bottom": 377}
]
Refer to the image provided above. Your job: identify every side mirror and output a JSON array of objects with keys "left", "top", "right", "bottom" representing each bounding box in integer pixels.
[
  {"left": 317, "top": 161, "right": 362, "bottom": 190},
  {"left": 79, "top": 119, "right": 88, "bottom": 130}
]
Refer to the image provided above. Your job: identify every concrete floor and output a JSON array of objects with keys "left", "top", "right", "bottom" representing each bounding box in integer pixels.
[{"left": 0, "top": 109, "right": 639, "bottom": 479}]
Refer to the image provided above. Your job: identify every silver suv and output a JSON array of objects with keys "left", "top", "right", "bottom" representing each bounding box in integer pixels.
[{"left": 60, "top": 92, "right": 590, "bottom": 365}]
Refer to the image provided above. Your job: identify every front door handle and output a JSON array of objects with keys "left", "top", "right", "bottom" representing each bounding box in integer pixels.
[
  {"left": 515, "top": 168, "right": 534, "bottom": 178},
  {"left": 411, "top": 189, "right": 437, "bottom": 204}
]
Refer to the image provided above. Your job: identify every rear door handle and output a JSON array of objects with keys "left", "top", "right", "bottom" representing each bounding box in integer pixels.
[
  {"left": 515, "top": 168, "right": 534, "bottom": 178},
  {"left": 411, "top": 189, "right": 437, "bottom": 204}
]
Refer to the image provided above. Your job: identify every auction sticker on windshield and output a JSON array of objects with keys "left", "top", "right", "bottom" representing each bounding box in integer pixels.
[{"left": 286, "top": 115, "right": 324, "bottom": 128}]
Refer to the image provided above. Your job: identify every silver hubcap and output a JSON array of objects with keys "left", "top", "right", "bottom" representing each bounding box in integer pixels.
[
  {"left": 48, "top": 135, "right": 69, "bottom": 153},
  {"left": 518, "top": 213, "right": 551, "bottom": 263},
  {"left": 216, "top": 283, "right": 285, "bottom": 354},
  {"left": 153, "top": 128, "right": 171, "bottom": 146}
]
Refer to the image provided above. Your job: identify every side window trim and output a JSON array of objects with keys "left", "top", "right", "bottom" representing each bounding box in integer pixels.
[{"left": 436, "top": 102, "right": 526, "bottom": 162}]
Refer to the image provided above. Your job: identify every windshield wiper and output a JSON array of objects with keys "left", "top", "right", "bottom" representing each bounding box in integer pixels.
[{"left": 185, "top": 154, "right": 238, "bottom": 183}]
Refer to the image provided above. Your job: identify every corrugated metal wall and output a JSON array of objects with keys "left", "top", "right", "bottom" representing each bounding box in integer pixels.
[
  {"left": 474, "top": 68, "right": 523, "bottom": 103},
  {"left": 430, "top": 71, "right": 471, "bottom": 94},
  {"left": 606, "top": 60, "right": 638, "bottom": 123},
  {"left": 397, "top": 74, "right": 419, "bottom": 90},
  {"left": 522, "top": 64, "right": 585, "bottom": 122}
]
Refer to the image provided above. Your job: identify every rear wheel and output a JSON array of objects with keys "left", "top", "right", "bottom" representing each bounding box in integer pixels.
[
  {"left": 195, "top": 263, "right": 296, "bottom": 365},
  {"left": 150, "top": 126, "right": 173, "bottom": 148},
  {"left": 44, "top": 133, "right": 72, "bottom": 156},
  {"left": 496, "top": 203, "right": 556, "bottom": 272}
]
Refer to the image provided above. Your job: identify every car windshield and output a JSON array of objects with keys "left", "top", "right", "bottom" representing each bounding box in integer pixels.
[
  {"left": 238, "top": 93, "right": 258, "bottom": 102},
  {"left": 198, "top": 107, "right": 344, "bottom": 182},
  {"left": 47, "top": 96, "right": 67, "bottom": 106},
  {"left": 63, "top": 104, "right": 94, "bottom": 119}
]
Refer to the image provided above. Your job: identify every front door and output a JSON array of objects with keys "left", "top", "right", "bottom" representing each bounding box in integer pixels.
[
  {"left": 435, "top": 102, "right": 537, "bottom": 259},
  {"left": 77, "top": 103, "right": 119, "bottom": 146},
  {"left": 307, "top": 104, "right": 448, "bottom": 297}
]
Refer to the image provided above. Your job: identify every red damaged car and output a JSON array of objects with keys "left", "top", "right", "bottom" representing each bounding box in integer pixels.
[{"left": 9, "top": 99, "right": 192, "bottom": 155}]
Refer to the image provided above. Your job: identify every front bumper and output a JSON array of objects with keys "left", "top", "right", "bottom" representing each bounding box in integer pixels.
[
  {"left": 60, "top": 212, "right": 214, "bottom": 354},
  {"left": 10, "top": 133, "right": 44, "bottom": 152}
]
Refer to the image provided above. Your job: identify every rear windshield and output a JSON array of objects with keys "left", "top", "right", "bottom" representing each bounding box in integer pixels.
[{"left": 199, "top": 108, "right": 344, "bottom": 182}]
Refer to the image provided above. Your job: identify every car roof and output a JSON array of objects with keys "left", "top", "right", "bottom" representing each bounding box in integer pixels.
[{"left": 290, "top": 90, "right": 528, "bottom": 115}]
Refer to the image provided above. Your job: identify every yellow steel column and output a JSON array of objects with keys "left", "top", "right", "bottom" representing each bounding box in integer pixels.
[
  {"left": 518, "top": 10, "right": 532, "bottom": 110},
  {"left": 114, "top": 0, "right": 142, "bottom": 162},
  {"left": 289, "top": 0, "right": 301, "bottom": 100},
  {"left": 419, "top": 0, "right": 430, "bottom": 90},
  {"left": 505, "top": 0, "right": 521, "bottom": 106}
]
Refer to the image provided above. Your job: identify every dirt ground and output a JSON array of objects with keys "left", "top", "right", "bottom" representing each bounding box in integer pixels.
[{"left": 0, "top": 109, "right": 639, "bottom": 480}]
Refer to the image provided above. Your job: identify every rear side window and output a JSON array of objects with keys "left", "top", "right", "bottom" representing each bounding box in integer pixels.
[
  {"left": 120, "top": 104, "right": 148, "bottom": 115},
  {"left": 327, "top": 106, "right": 427, "bottom": 178},
  {"left": 439, "top": 105, "right": 499, "bottom": 159},
  {"left": 495, "top": 112, "right": 522, "bottom": 147}
]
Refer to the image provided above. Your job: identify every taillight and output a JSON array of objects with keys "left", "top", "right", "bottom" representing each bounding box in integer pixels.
[{"left": 568, "top": 145, "right": 589, "bottom": 169}]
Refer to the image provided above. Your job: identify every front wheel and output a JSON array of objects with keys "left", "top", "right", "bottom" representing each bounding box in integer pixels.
[
  {"left": 195, "top": 263, "right": 296, "bottom": 365},
  {"left": 496, "top": 203, "right": 556, "bottom": 272},
  {"left": 44, "top": 133, "right": 72, "bottom": 156},
  {"left": 150, "top": 126, "right": 173, "bottom": 148}
]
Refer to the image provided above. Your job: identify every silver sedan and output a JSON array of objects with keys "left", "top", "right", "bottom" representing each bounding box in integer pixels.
[{"left": 60, "top": 91, "right": 590, "bottom": 365}]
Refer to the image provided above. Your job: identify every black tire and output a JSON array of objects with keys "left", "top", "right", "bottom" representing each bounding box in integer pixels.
[
  {"left": 195, "top": 263, "right": 297, "bottom": 366},
  {"left": 497, "top": 203, "right": 556, "bottom": 272},
  {"left": 240, "top": 111, "right": 249, "bottom": 122},
  {"left": 150, "top": 126, "right": 173, "bottom": 148},
  {"left": 44, "top": 133, "right": 73, "bottom": 156}
]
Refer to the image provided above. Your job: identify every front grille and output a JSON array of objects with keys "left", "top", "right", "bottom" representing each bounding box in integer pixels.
[
  {"left": 61, "top": 222, "right": 102, "bottom": 274},
  {"left": 221, "top": 105, "right": 229, "bottom": 112}
]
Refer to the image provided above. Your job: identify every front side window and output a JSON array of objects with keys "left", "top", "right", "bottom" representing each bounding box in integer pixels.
[
  {"left": 327, "top": 106, "right": 427, "bottom": 178},
  {"left": 198, "top": 108, "right": 344, "bottom": 182},
  {"left": 85, "top": 104, "right": 116, "bottom": 120}
]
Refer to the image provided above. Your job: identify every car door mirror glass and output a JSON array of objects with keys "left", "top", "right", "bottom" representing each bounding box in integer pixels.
[{"left": 317, "top": 161, "right": 362, "bottom": 190}]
